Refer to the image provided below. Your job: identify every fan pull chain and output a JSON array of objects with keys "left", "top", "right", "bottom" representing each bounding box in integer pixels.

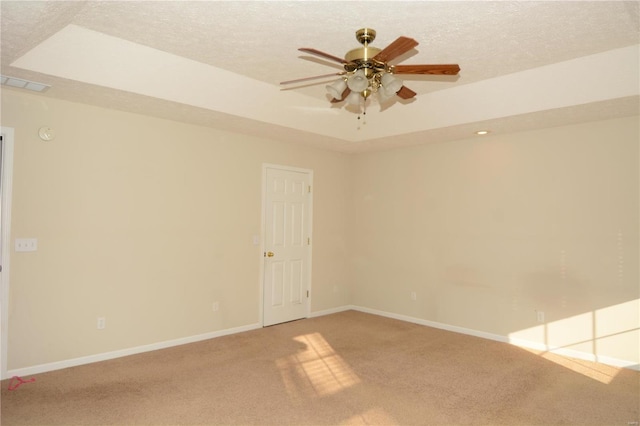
[{"left": 357, "top": 104, "right": 367, "bottom": 130}]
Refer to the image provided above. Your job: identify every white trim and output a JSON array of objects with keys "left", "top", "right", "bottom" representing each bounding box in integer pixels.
[
  {"left": 352, "top": 305, "right": 506, "bottom": 341},
  {"left": 8, "top": 322, "right": 261, "bottom": 378},
  {"left": 308, "top": 305, "right": 352, "bottom": 318},
  {"left": 345, "top": 305, "right": 639, "bottom": 371},
  {"left": 9, "top": 305, "right": 638, "bottom": 377},
  {"left": 258, "top": 166, "right": 267, "bottom": 326},
  {"left": 0, "top": 127, "right": 15, "bottom": 380},
  {"left": 590, "top": 354, "right": 640, "bottom": 370},
  {"left": 306, "top": 168, "right": 313, "bottom": 320},
  {"left": 260, "top": 163, "right": 313, "bottom": 327}
]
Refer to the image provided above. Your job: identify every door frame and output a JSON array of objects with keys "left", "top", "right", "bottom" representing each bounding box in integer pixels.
[
  {"left": 259, "top": 163, "right": 313, "bottom": 327},
  {"left": 1, "top": 127, "right": 15, "bottom": 379}
]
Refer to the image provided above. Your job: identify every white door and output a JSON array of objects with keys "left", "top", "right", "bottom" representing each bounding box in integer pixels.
[{"left": 263, "top": 166, "right": 312, "bottom": 327}]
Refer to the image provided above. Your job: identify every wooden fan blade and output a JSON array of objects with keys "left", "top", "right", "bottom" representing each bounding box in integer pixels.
[
  {"left": 396, "top": 86, "right": 417, "bottom": 100},
  {"left": 298, "top": 48, "right": 347, "bottom": 64},
  {"left": 331, "top": 87, "right": 351, "bottom": 104},
  {"left": 392, "top": 64, "right": 460, "bottom": 75},
  {"left": 331, "top": 88, "right": 351, "bottom": 103},
  {"left": 373, "top": 36, "right": 419, "bottom": 63},
  {"left": 280, "top": 72, "right": 345, "bottom": 85}
]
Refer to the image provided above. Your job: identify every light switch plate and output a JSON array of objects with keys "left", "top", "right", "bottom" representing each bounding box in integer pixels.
[{"left": 15, "top": 238, "right": 37, "bottom": 252}]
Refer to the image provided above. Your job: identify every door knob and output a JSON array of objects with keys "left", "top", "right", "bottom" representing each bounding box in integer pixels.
[{"left": 266, "top": 251, "right": 275, "bottom": 257}]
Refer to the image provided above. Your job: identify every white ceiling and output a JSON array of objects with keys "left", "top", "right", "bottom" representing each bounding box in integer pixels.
[{"left": 1, "top": 1, "right": 639, "bottom": 153}]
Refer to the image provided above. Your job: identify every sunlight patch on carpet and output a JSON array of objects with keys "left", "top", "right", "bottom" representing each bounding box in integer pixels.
[
  {"left": 521, "top": 348, "right": 623, "bottom": 384},
  {"left": 340, "top": 407, "right": 398, "bottom": 425},
  {"left": 276, "top": 332, "right": 361, "bottom": 399}
]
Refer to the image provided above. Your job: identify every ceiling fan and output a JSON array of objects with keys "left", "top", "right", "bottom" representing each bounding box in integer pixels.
[{"left": 280, "top": 28, "right": 460, "bottom": 108}]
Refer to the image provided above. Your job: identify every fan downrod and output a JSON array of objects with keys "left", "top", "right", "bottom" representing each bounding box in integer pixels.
[{"left": 346, "top": 28, "right": 382, "bottom": 64}]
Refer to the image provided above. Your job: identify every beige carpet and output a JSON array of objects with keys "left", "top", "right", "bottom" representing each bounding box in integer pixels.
[{"left": 1, "top": 310, "right": 638, "bottom": 425}]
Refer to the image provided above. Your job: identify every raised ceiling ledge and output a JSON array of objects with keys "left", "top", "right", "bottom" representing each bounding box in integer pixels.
[{"left": 11, "top": 24, "right": 639, "bottom": 144}]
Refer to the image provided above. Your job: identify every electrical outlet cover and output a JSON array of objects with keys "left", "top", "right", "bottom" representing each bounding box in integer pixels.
[{"left": 15, "top": 238, "right": 37, "bottom": 252}]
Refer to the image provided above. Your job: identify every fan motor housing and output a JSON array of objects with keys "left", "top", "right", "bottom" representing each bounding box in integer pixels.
[{"left": 345, "top": 46, "right": 382, "bottom": 63}]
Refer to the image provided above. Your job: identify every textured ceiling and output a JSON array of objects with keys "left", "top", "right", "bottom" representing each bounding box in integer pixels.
[{"left": 1, "top": 1, "right": 639, "bottom": 153}]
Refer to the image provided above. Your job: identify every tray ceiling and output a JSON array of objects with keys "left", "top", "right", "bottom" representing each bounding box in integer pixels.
[{"left": 1, "top": 1, "right": 639, "bottom": 152}]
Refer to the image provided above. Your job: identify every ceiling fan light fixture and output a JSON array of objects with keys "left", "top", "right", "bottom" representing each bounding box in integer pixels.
[
  {"left": 326, "top": 78, "right": 347, "bottom": 99},
  {"left": 347, "top": 69, "right": 369, "bottom": 92},
  {"left": 282, "top": 28, "right": 460, "bottom": 111},
  {"left": 346, "top": 90, "right": 362, "bottom": 106},
  {"left": 381, "top": 73, "right": 403, "bottom": 94},
  {"left": 377, "top": 85, "right": 396, "bottom": 103}
]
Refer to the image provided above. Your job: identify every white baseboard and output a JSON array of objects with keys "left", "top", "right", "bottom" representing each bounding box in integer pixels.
[
  {"left": 309, "top": 305, "right": 353, "bottom": 318},
  {"left": 6, "top": 322, "right": 261, "bottom": 378},
  {"left": 8, "top": 305, "right": 638, "bottom": 378},
  {"left": 347, "top": 305, "right": 640, "bottom": 371}
]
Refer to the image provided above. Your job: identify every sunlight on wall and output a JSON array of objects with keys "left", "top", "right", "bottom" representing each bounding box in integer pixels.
[
  {"left": 546, "top": 312, "right": 594, "bottom": 353},
  {"left": 595, "top": 299, "right": 640, "bottom": 362},
  {"left": 276, "top": 332, "right": 361, "bottom": 400},
  {"left": 509, "top": 299, "right": 639, "bottom": 384}
]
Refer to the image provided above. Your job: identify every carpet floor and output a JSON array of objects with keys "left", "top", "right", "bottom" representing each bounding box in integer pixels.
[{"left": 1, "top": 310, "right": 638, "bottom": 425}]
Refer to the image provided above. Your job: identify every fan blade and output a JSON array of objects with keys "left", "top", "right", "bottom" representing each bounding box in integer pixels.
[
  {"left": 373, "top": 36, "right": 419, "bottom": 63},
  {"left": 280, "top": 72, "right": 345, "bottom": 85},
  {"left": 392, "top": 64, "right": 460, "bottom": 75},
  {"left": 331, "top": 88, "right": 351, "bottom": 103},
  {"left": 298, "top": 48, "right": 347, "bottom": 65},
  {"left": 396, "top": 86, "right": 417, "bottom": 100}
]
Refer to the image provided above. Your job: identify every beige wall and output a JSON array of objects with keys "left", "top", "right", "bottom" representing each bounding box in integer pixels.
[
  {"left": 352, "top": 116, "right": 639, "bottom": 363},
  {"left": 3, "top": 88, "right": 639, "bottom": 371},
  {"left": 2, "top": 90, "right": 353, "bottom": 369}
]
